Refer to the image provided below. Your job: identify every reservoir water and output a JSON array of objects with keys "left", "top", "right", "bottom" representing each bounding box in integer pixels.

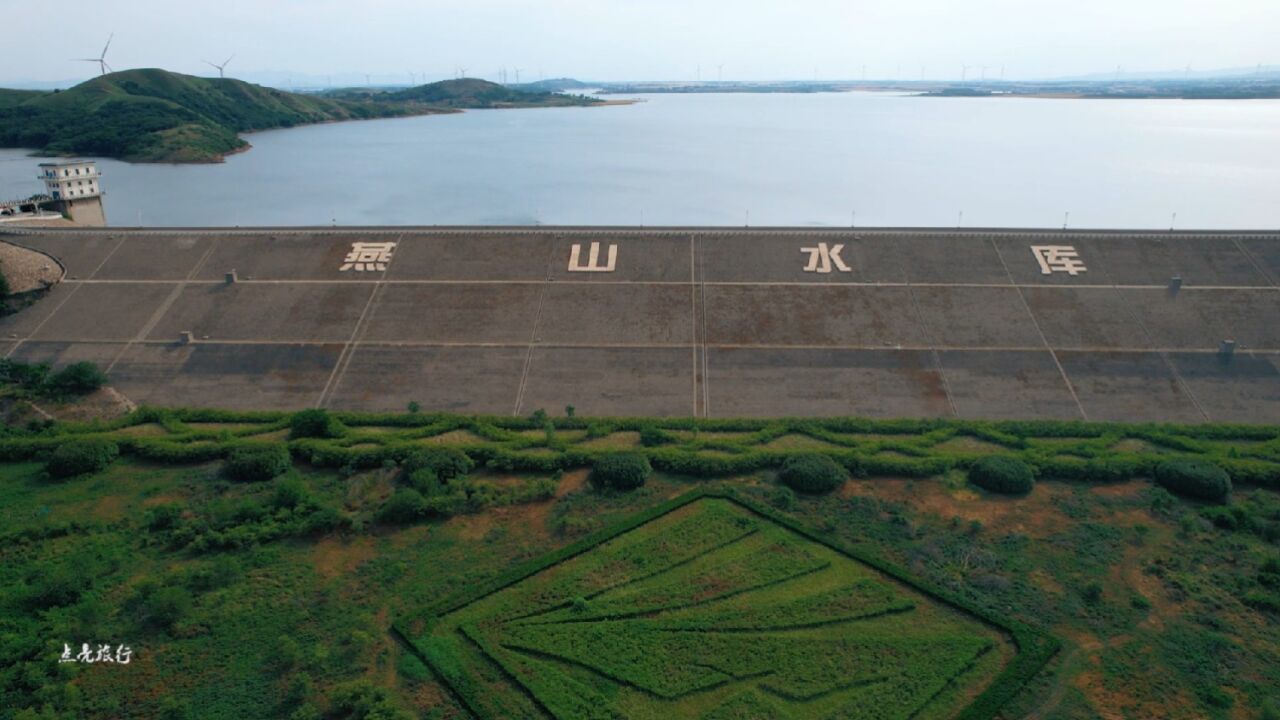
[{"left": 2, "top": 91, "right": 1278, "bottom": 228}]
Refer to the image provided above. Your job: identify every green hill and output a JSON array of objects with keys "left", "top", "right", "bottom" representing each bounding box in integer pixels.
[
  {"left": 383, "top": 77, "right": 601, "bottom": 108},
  {"left": 0, "top": 69, "right": 443, "bottom": 163}
]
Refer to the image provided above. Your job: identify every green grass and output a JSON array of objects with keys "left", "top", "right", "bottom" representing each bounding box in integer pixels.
[{"left": 1, "top": 408, "right": 1278, "bottom": 719}]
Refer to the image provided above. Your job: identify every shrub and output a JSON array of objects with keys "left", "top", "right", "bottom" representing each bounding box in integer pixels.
[
  {"left": 328, "top": 679, "right": 413, "bottom": 720},
  {"left": 376, "top": 488, "right": 427, "bottom": 524},
  {"left": 402, "top": 447, "right": 473, "bottom": 480},
  {"left": 145, "top": 586, "right": 193, "bottom": 631},
  {"left": 143, "top": 504, "right": 184, "bottom": 531},
  {"left": 969, "top": 455, "right": 1035, "bottom": 495},
  {"left": 639, "top": 425, "right": 676, "bottom": 447},
  {"left": 271, "top": 477, "right": 310, "bottom": 510},
  {"left": 1155, "top": 459, "right": 1232, "bottom": 502},
  {"left": 223, "top": 445, "right": 291, "bottom": 482},
  {"left": 43, "top": 361, "right": 109, "bottom": 397},
  {"left": 46, "top": 438, "right": 118, "bottom": 479},
  {"left": 778, "top": 453, "right": 847, "bottom": 494},
  {"left": 288, "top": 409, "right": 345, "bottom": 439},
  {"left": 590, "top": 453, "right": 651, "bottom": 491}
]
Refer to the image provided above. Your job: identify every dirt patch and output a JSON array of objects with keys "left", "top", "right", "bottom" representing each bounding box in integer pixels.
[
  {"left": 387, "top": 523, "right": 431, "bottom": 549},
  {"left": 449, "top": 513, "right": 498, "bottom": 542},
  {"left": 40, "top": 386, "right": 136, "bottom": 423},
  {"left": 311, "top": 535, "right": 377, "bottom": 579},
  {"left": 556, "top": 469, "right": 589, "bottom": 498},
  {"left": 842, "top": 478, "right": 1075, "bottom": 537},
  {"left": 90, "top": 494, "right": 126, "bottom": 521},
  {"left": 579, "top": 432, "right": 640, "bottom": 450},
  {"left": 142, "top": 492, "right": 187, "bottom": 507},
  {"left": 1089, "top": 482, "right": 1148, "bottom": 499},
  {"left": 422, "top": 429, "right": 485, "bottom": 445},
  {"left": 932, "top": 437, "right": 1007, "bottom": 454}
]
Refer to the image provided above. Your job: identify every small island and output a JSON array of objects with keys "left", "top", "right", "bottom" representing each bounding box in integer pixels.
[{"left": 0, "top": 71, "right": 605, "bottom": 164}]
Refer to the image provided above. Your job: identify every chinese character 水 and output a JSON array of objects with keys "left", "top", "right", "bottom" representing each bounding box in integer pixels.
[
  {"left": 801, "top": 243, "right": 851, "bottom": 274},
  {"left": 567, "top": 242, "right": 617, "bottom": 272}
]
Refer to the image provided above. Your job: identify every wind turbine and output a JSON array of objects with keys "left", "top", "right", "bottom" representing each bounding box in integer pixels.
[
  {"left": 75, "top": 33, "right": 114, "bottom": 76},
  {"left": 204, "top": 54, "right": 234, "bottom": 79},
  {"left": 513, "top": 68, "right": 520, "bottom": 84}
]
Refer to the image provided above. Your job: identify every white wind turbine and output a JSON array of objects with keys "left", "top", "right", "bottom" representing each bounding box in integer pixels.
[
  {"left": 75, "top": 33, "right": 115, "bottom": 76},
  {"left": 204, "top": 54, "right": 234, "bottom": 79}
]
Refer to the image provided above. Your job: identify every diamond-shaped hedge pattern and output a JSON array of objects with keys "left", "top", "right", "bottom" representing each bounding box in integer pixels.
[{"left": 411, "top": 495, "right": 1029, "bottom": 719}]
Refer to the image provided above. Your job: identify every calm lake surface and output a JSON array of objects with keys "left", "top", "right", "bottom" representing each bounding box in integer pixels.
[{"left": 2, "top": 92, "right": 1279, "bottom": 228}]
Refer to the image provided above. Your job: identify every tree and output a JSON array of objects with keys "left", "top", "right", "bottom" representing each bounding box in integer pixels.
[{"left": 44, "top": 361, "right": 109, "bottom": 396}]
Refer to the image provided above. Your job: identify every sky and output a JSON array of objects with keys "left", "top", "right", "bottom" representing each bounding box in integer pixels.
[{"left": 2, "top": 0, "right": 1277, "bottom": 86}]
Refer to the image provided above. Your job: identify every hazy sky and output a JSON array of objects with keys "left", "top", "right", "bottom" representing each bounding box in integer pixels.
[{"left": 4, "top": 0, "right": 1277, "bottom": 85}]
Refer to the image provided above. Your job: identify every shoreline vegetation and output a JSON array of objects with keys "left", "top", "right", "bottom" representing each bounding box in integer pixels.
[{"left": 0, "top": 71, "right": 604, "bottom": 164}]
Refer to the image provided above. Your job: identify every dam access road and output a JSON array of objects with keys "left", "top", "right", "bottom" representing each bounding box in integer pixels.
[{"left": 0, "top": 226, "right": 1277, "bottom": 422}]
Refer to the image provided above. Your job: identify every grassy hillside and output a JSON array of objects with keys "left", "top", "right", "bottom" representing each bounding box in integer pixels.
[
  {"left": 0, "top": 407, "right": 1276, "bottom": 719},
  {"left": 0, "top": 89, "right": 45, "bottom": 109},
  {"left": 382, "top": 77, "right": 601, "bottom": 108},
  {"left": 0, "top": 69, "right": 443, "bottom": 163}
]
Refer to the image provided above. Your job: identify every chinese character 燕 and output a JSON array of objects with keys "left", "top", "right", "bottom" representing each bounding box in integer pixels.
[
  {"left": 1030, "top": 245, "right": 1086, "bottom": 276},
  {"left": 339, "top": 241, "right": 396, "bottom": 272},
  {"left": 800, "top": 243, "right": 852, "bottom": 274}
]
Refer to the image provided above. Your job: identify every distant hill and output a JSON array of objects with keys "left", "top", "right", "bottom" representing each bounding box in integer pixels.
[
  {"left": 0, "top": 69, "right": 443, "bottom": 163},
  {"left": 515, "top": 78, "right": 594, "bottom": 92},
  {"left": 382, "top": 78, "right": 600, "bottom": 108},
  {"left": 0, "top": 89, "right": 45, "bottom": 109}
]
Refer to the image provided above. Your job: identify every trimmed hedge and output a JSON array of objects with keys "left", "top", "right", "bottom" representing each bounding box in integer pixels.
[
  {"left": 778, "top": 453, "right": 847, "bottom": 494},
  {"left": 46, "top": 438, "right": 118, "bottom": 479},
  {"left": 1154, "top": 459, "right": 1232, "bottom": 502},
  {"left": 288, "top": 409, "right": 346, "bottom": 439},
  {"left": 223, "top": 445, "right": 292, "bottom": 482},
  {"left": 969, "top": 456, "right": 1035, "bottom": 495},
  {"left": 589, "top": 453, "right": 651, "bottom": 490}
]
